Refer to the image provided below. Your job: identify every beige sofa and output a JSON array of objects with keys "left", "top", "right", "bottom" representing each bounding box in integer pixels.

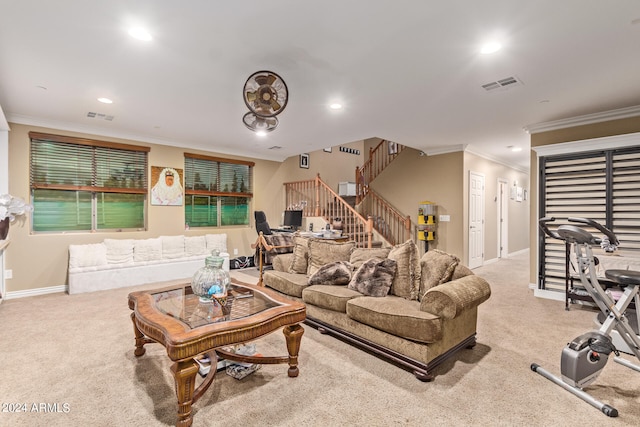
[{"left": 262, "top": 237, "right": 491, "bottom": 381}]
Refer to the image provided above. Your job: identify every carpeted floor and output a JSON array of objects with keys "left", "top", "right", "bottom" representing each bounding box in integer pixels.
[{"left": 0, "top": 251, "right": 638, "bottom": 426}]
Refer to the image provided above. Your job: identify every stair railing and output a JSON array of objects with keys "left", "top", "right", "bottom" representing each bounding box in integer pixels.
[
  {"left": 284, "top": 174, "right": 374, "bottom": 248},
  {"left": 355, "top": 139, "right": 405, "bottom": 204},
  {"left": 359, "top": 190, "right": 412, "bottom": 246}
]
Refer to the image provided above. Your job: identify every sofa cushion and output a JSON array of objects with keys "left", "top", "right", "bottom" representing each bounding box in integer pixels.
[
  {"left": 69, "top": 243, "right": 107, "bottom": 269},
  {"left": 263, "top": 270, "right": 310, "bottom": 298},
  {"left": 205, "top": 233, "right": 227, "bottom": 253},
  {"left": 161, "top": 235, "right": 185, "bottom": 259},
  {"left": 419, "top": 249, "right": 460, "bottom": 299},
  {"left": 104, "top": 239, "right": 135, "bottom": 265},
  {"left": 349, "top": 247, "right": 391, "bottom": 269},
  {"left": 348, "top": 258, "right": 397, "bottom": 297},
  {"left": 451, "top": 263, "right": 474, "bottom": 281},
  {"left": 346, "top": 295, "right": 442, "bottom": 343},
  {"left": 185, "top": 236, "right": 208, "bottom": 256},
  {"left": 307, "top": 239, "right": 355, "bottom": 276},
  {"left": 308, "top": 261, "right": 353, "bottom": 286},
  {"left": 133, "top": 238, "right": 162, "bottom": 262},
  {"left": 288, "top": 236, "right": 310, "bottom": 274},
  {"left": 302, "top": 285, "right": 363, "bottom": 313},
  {"left": 387, "top": 239, "right": 420, "bottom": 300}
]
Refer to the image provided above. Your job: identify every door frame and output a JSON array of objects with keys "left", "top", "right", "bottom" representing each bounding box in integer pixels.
[
  {"left": 468, "top": 170, "right": 484, "bottom": 269},
  {"left": 497, "top": 178, "right": 508, "bottom": 258}
]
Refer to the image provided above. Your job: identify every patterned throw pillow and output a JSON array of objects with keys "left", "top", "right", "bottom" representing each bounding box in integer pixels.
[
  {"left": 419, "top": 249, "right": 460, "bottom": 299},
  {"left": 307, "top": 261, "right": 353, "bottom": 286},
  {"left": 387, "top": 240, "right": 420, "bottom": 300},
  {"left": 348, "top": 258, "right": 397, "bottom": 297}
]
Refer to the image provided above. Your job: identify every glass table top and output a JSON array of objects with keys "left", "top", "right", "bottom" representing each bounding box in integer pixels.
[{"left": 151, "top": 283, "right": 279, "bottom": 329}]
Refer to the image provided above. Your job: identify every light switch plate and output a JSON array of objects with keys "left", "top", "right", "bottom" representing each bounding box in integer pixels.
[{"left": 439, "top": 215, "right": 450, "bottom": 222}]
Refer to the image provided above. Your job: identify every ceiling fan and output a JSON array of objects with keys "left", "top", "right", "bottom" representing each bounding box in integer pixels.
[{"left": 242, "top": 71, "right": 288, "bottom": 133}]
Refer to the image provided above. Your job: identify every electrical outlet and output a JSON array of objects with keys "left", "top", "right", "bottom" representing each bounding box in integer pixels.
[
  {"left": 439, "top": 215, "right": 450, "bottom": 222},
  {"left": 4, "top": 269, "right": 12, "bottom": 279},
  {"left": 233, "top": 249, "right": 238, "bottom": 255}
]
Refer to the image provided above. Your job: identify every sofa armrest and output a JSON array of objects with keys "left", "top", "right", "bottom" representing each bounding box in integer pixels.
[
  {"left": 272, "top": 253, "right": 295, "bottom": 272},
  {"left": 420, "top": 274, "right": 491, "bottom": 320}
]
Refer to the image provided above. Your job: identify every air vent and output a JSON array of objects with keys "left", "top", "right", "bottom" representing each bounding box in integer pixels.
[
  {"left": 86, "top": 112, "right": 114, "bottom": 121},
  {"left": 482, "top": 76, "right": 523, "bottom": 91},
  {"left": 268, "top": 146, "right": 282, "bottom": 150}
]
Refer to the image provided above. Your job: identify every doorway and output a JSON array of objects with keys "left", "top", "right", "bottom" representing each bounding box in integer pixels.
[
  {"left": 468, "top": 171, "right": 484, "bottom": 268},
  {"left": 497, "top": 179, "right": 508, "bottom": 258}
]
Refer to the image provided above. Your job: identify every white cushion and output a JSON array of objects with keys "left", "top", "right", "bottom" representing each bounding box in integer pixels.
[
  {"left": 69, "top": 243, "right": 107, "bottom": 269},
  {"left": 185, "top": 235, "right": 207, "bottom": 256},
  {"left": 161, "top": 235, "right": 185, "bottom": 259},
  {"left": 133, "top": 238, "right": 162, "bottom": 262},
  {"left": 205, "top": 234, "right": 227, "bottom": 253},
  {"left": 104, "top": 239, "right": 135, "bottom": 265}
]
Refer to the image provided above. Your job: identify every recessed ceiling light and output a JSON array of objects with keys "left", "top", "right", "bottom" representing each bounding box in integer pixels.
[
  {"left": 97, "top": 97, "right": 113, "bottom": 104},
  {"left": 510, "top": 146, "right": 522, "bottom": 152},
  {"left": 329, "top": 103, "right": 343, "bottom": 110},
  {"left": 480, "top": 42, "right": 502, "bottom": 54},
  {"left": 128, "top": 27, "right": 152, "bottom": 41}
]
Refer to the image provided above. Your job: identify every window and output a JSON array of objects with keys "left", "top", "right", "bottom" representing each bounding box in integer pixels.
[
  {"left": 29, "top": 132, "right": 149, "bottom": 232},
  {"left": 184, "top": 153, "right": 254, "bottom": 227},
  {"left": 539, "top": 146, "right": 640, "bottom": 291}
]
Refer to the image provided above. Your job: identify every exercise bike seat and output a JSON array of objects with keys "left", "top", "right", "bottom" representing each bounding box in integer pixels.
[{"left": 605, "top": 269, "right": 640, "bottom": 287}]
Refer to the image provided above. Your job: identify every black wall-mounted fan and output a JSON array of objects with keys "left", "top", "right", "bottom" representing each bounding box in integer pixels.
[{"left": 243, "top": 71, "right": 288, "bottom": 118}]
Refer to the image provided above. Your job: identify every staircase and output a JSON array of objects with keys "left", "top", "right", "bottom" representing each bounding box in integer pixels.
[{"left": 283, "top": 140, "right": 414, "bottom": 247}]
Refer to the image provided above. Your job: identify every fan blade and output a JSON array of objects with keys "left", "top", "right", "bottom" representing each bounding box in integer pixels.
[
  {"left": 270, "top": 100, "right": 281, "bottom": 112},
  {"left": 246, "top": 91, "right": 257, "bottom": 103},
  {"left": 255, "top": 75, "right": 269, "bottom": 85},
  {"left": 266, "top": 118, "right": 277, "bottom": 125},
  {"left": 266, "top": 74, "right": 277, "bottom": 85}
]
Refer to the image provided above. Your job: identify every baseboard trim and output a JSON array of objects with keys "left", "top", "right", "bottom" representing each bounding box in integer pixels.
[
  {"left": 533, "top": 287, "right": 565, "bottom": 302},
  {"left": 5, "top": 285, "right": 67, "bottom": 300}
]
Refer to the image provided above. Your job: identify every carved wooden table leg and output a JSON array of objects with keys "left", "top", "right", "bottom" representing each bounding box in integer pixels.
[
  {"left": 130, "top": 313, "right": 146, "bottom": 357},
  {"left": 170, "top": 359, "right": 199, "bottom": 427},
  {"left": 283, "top": 324, "right": 304, "bottom": 377}
]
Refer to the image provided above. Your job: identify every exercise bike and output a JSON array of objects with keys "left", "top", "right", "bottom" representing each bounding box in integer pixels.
[{"left": 532, "top": 217, "right": 640, "bottom": 417}]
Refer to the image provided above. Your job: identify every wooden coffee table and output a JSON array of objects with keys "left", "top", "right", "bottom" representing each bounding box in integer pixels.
[{"left": 128, "top": 279, "right": 306, "bottom": 427}]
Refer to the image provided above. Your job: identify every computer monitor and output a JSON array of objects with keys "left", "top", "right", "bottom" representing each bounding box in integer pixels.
[{"left": 283, "top": 210, "right": 303, "bottom": 230}]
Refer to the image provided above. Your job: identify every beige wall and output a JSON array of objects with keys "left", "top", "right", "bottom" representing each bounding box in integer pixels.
[
  {"left": 528, "top": 116, "right": 640, "bottom": 285},
  {"left": 6, "top": 121, "right": 527, "bottom": 293},
  {"left": 5, "top": 124, "right": 364, "bottom": 293}
]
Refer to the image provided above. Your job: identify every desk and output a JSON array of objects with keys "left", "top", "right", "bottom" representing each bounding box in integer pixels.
[{"left": 128, "top": 280, "right": 305, "bottom": 427}]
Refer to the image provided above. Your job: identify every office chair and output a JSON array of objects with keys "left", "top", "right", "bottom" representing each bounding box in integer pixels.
[{"left": 254, "top": 211, "right": 272, "bottom": 235}]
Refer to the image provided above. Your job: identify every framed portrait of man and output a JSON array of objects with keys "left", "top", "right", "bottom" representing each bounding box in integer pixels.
[{"left": 151, "top": 166, "right": 184, "bottom": 206}]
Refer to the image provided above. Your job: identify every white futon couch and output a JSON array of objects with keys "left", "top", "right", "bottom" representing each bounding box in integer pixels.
[{"left": 68, "top": 234, "right": 227, "bottom": 294}]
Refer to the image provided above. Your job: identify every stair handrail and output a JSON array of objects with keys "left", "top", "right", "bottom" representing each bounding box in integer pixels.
[
  {"left": 284, "top": 174, "right": 374, "bottom": 248},
  {"left": 355, "top": 139, "right": 405, "bottom": 204},
  {"left": 360, "top": 189, "right": 412, "bottom": 246}
]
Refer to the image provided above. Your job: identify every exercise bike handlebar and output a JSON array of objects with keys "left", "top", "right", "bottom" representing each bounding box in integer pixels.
[{"left": 538, "top": 216, "right": 620, "bottom": 246}]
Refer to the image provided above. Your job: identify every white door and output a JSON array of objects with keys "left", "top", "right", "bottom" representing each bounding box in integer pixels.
[
  {"left": 498, "top": 179, "right": 508, "bottom": 258},
  {"left": 469, "top": 171, "right": 484, "bottom": 268}
]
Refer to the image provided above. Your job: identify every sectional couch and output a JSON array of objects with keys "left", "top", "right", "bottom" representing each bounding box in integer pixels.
[
  {"left": 262, "top": 237, "right": 491, "bottom": 381},
  {"left": 67, "top": 234, "right": 227, "bottom": 294}
]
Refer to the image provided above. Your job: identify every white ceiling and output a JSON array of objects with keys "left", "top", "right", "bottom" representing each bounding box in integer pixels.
[{"left": 1, "top": 1, "right": 640, "bottom": 171}]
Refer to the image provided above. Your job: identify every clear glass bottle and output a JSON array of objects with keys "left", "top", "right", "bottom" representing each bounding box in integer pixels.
[{"left": 191, "top": 250, "right": 230, "bottom": 304}]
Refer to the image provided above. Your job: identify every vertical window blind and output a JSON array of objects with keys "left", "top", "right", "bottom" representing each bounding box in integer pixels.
[
  {"left": 29, "top": 132, "right": 149, "bottom": 232},
  {"left": 539, "top": 146, "right": 640, "bottom": 291},
  {"left": 184, "top": 153, "right": 254, "bottom": 227}
]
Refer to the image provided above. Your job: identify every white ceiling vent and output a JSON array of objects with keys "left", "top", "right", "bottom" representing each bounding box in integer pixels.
[
  {"left": 268, "top": 146, "right": 282, "bottom": 150},
  {"left": 86, "top": 112, "right": 114, "bottom": 121},
  {"left": 482, "top": 76, "right": 523, "bottom": 92}
]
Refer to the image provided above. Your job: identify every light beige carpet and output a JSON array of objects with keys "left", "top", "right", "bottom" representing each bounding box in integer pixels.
[{"left": 0, "top": 251, "right": 638, "bottom": 426}]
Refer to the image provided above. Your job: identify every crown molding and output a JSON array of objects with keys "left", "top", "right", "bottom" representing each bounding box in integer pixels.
[
  {"left": 5, "top": 114, "right": 287, "bottom": 162},
  {"left": 523, "top": 105, "right": 640, "bottom": 134},
  {"left": 532, "top": 131, "right": 640, "bottom": 157},
  {"left": 463, "top": 145, "right": 529, "bottom": 174},
  {"left": 422, "top": 144, "right": 468, "bottom": 156}
]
